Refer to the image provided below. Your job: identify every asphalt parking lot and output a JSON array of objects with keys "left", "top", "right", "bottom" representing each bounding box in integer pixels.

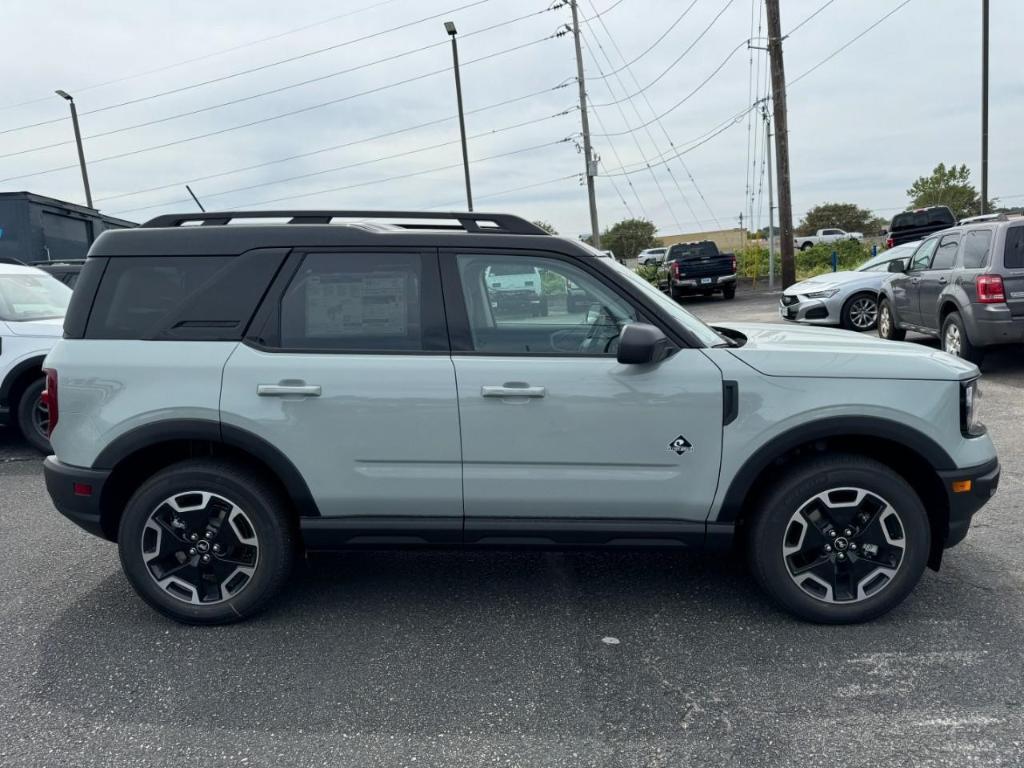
[{"left": 1, "top": 287, "right": 1022, "bottom": 767}]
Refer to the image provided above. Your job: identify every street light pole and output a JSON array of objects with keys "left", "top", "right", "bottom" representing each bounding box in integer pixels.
[
  {"left": 55, "top": 90, "right": 93, "bottom": 209},
  {"left": 444, "top": 21, "right": 473, "bottom": 211}
]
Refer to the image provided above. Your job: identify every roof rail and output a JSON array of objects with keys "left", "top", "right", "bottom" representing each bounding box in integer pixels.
[{"left": 141, "top": 210, "right": 548, "bottom": 235}]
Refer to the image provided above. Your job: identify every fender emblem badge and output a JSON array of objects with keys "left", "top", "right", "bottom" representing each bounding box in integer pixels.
[{"left": 669, "top": 435, "right": 693, "bottom": 455}]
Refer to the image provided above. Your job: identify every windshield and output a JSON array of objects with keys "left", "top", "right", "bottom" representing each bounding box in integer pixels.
[
  {"left": 0, "top": 273, "right": 71, "bottom": 322},
  {"left": 603, "top": 259, "right": 726, "bottom": 347},
  {"left": 856, "top": 243, "right": 919, "bottom": 271}
]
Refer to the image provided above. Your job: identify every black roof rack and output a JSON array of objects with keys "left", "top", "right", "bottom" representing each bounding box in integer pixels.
[{"left": 141, "top": 210, "right": 548, "bottom": 235}]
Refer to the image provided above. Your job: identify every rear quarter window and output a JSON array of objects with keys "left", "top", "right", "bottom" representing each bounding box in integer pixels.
[{"left": 1003, "top": 226, "right": 1024, "bottom": 270}]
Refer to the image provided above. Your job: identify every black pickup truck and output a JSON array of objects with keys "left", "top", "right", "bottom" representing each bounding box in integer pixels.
[
  {"left": 656, "top": 240, "right": 737, "bottom": 300},
  {"left": 887, "top": 205, "right": 956, "bottom": 247}
]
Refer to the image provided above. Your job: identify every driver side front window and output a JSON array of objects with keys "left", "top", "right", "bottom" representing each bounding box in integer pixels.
[
  {"left": 909, "top": 239, "right": 939, "bottom": 271},
  {"left": 455, "top": 254, "right": 637, "bottom": 355}
]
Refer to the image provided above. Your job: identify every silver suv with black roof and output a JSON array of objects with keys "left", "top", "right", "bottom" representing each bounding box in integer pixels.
[{"left": 43, "top": 211, "right": 999, "bottom": 625}]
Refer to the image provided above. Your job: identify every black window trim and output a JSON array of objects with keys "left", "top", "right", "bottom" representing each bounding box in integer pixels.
[
  {"left": 243, "top": 246, "right": 450, "bottom": 356},
  {"left": 438, "top": 246, "right": 695, "bottom": 357}
]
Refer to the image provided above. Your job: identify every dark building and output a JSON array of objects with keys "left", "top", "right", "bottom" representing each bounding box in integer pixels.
[{"left": 0, "top": 191, "right": 136, "bottom": 265}]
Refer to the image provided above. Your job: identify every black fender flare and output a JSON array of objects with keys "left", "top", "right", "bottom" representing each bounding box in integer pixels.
[
  {"left": 93, "top": 418, "right": 320, "bottom": 516},
  {"left": 0, "top": 355, "right": 46, "bottom": 406},
  {"left": 715, "top": 416, "right": 955, "bottom": 523}
]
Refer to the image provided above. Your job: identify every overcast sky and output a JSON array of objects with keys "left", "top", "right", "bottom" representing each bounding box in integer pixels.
[{"left": 1, "top": 0, "right": 1020, "bottom": 237}]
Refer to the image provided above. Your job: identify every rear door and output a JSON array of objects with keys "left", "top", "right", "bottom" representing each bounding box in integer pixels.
[
  {"left": 220, "top": 248, "right": 463, "bottom": 535},
  {"left": 442, "top": 248, "right": 724, "bottom": 541},
  {"left": 891, "top": 237, "right": 938, "bottom": 325},
  {"left": 916, "top": 233, "right": 960, "bottom": 330}
]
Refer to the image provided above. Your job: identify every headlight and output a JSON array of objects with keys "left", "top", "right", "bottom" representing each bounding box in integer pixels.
[
  {"left": 961, "top": 379, "right": 985, "bottom": 436},
  {"left": 805, "top": 288, "right": 840, "bottom": 298}
]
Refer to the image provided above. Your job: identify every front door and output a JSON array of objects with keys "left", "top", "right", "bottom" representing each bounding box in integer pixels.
[
  {"left": 220, "top": 249, "right": 463, "bottom": 531},
  {"left": 892, "top": 237, "right": 939, "bottom": 326},
  {"left": 442, "top": 249, "right": 724, "bottom": 541}
]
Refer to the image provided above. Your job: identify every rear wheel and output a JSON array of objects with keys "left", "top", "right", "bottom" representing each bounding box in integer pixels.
[
  {"left": 722, "top": 285, "right": 736, "bottom": 300},
  {"left": 877, "top": 298, "right": 906, "bottom": 341},
  {"left": 841, "top": 292, "right": 878, "bottom": 331},
  {"left": 941, "top": 311, "right": 983, "bottom": 364},
  {"left": 118, "top": 459, "right": 295, "bottom": 625},
  {"left": 15, "top": 378, "right": 50, "bottom": 453},
  {"left": 747, "top": 454, "right": 929, "bottom": 623}
]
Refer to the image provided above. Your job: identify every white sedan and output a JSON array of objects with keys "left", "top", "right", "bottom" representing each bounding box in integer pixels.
[{"left": 779, "top": 241, "right": 920, "bottom": 331}]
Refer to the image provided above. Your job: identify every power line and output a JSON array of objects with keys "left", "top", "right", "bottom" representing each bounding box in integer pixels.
[
  {"left": 0, "top": 5, "right": 555, "bottom": 148},
  {"left": 229, "top": 138, "right": 575, "bottom": 209},
  {"left": 585, "top": 0, "right": 723, "bottom": 231},
  {"left": 587, "top": 0, "right": 735, "bottom": 108},
  {"left": 786, "top": 0, "right": 839, "bottom": 37},
  {"left": 585, "top": 0, "right": 700, "bottom": 81},
  {"left": 427, "top": 172, "right": 581, "bottom": 209},
  {"left": 585, "top": 98, "right": 649, "bottom": 219},
  {"left": 96, "top": 82, "right": 573, "bottom": 204},
  {"left": 0, "top": 34, "right": 561, "bottom": 184},
  {"left": 0, "top": 0, "right": 409, "bottom": 113},
  {"left": 581, "top": 30, "right": 683, "bottom": 231},
  {"left": 789, "top": 0, "right": 916, "bottom": 87},
  {"left": 591, "top": 39, "right": 748, "bottom": 137},
  {"left": 112, "top": 109, "right": 576, "bottom": 215},
  {"left": 2, "top": 0, "right": 497, "bottom": 133}
]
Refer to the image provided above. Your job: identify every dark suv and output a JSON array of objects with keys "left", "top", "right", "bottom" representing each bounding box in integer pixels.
[{"left": 878, "top": 217, "right": 1024, "bottom": 362}]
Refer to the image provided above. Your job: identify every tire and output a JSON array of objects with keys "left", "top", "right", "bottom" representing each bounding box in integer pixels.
[
  {"left": 840, "top": 292, "right": 879, "bottom": 331},
  {"left": 722, "top": 285, "right": 736, "bottom": 300},
  {"left": 877, "top": 298, "right": 906, "bottom": 341},
  {"left": 747, "top": 453, "right": 930, "bottom": 624},
  {"left": 118, "top": 458, "right": 296, "bottom": 625},
  {"left": 941, "top": 311, "right": 983, "bottom": 364},
  {"left": 669, "top": 287, "right": 683, "bottom": 302},
  {"left": 800, "top": 242, "right": 814, "bottom": 251},
  {"left": 15, "top": 378, "right": 50, "bottom": 453}
]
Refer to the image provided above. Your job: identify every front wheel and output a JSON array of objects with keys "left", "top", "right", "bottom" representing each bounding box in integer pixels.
[
  {"left": 16, "top": 378, "right": 50, "bottom": 453},
  {"left": 841, "top": 292, "right": 878, "bottom": 331},
  {"left": 941, "top": 311, "right": 983, "bottom": 365},
  {"left": 747, "top": 454, "right": 930, "bottom": 624},
  {"left": 118, "top": 459, "right": 296, "bottom": 625},
  {"left": 800, "top": 242, "right": 813, "bottom": 251},
  {"left": 877, "top": 298, "right": 906, "bottom": 341}
]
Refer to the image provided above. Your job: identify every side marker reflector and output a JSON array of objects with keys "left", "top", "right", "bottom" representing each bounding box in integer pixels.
[{"left": 951, "top": 480, "right": 973, "bottom": 494}]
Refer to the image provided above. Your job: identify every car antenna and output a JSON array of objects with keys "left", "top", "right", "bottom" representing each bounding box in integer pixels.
[{"left": 185, "top": 185, "right": 205, "bottom": 212}]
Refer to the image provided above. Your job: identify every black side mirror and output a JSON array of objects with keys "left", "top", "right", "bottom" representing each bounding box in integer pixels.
[
  {"left": 887, "top": 259, "right": 906, "bottom": 273},
  {"left": 617, "top": 323, "right": 674, "bottom": 365}
]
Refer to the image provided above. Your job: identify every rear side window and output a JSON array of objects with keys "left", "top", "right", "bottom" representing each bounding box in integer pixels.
[
  {"left": 961, "top": 230, "right": 992, "bottom": 269},
  {"left": 930, "top": 234, "right": 960, "bottom": 269},
  {"left": 85, "top": 250, "right": 287, "bottom": 340},
  {"left": 278, "top": 252, "right": 434, "bottom": 351},
  {"left": 1004, "top": 226, "right": 1024, "bottom": 269}
]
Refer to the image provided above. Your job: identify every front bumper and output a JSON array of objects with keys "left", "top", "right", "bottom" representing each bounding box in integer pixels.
[
  {"left": 778, "top": 295, "right": 841, "bottom": 325},
  {"left": 938, "top": 457, "right": 1000, "bottom": 548},
  {"left": 43, "top": 456, "right": 112, "bottom": 540}
]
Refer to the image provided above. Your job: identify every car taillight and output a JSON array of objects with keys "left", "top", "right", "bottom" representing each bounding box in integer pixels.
[
  {"left": 671, "top": 262, "right": 680, "bottom": 277},
  {"left": 976, "top": 274, "right": 1005, "bottom": 304},
  {"left": 730, "top": 256, "right": 736, "bottom": 272},
  {"left": 886, "top": 237, "right": 894, "bottom": 248},
  {"left": 42, "top": 368, "right": 58, "bottom": 436}
]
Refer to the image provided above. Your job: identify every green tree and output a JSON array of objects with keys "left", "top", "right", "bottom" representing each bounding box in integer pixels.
[
  {"left": 598, "top": 218, "right": 659, "bottom": 260},
  {"left": 797, "top": 202, "right": 877, "bottom": 236},
  {"left": 531, "top": 220, "right": 558, "bottom": 235},
  {"left": 907, "top": 163, "right": 993, "bottom": 219}
]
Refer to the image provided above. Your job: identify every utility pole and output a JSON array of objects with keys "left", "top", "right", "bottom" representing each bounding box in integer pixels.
[
  {"left": 765, "top": 0, "right": 795, "bottom": 287},
  {"left": 570, "top": 0, "right": 600, "bottom": 247},
  {"left": 444, "top": 21, "right": 473, "bottom": 211},
  {"left": 764, "top": 105, "right": 775, "bottom": 290},
  {"left": 54, "top": 90, "right": 93, "bottom": 209},
  {"left": 981, "top": 0, "right": 989, "bottom": 214}
]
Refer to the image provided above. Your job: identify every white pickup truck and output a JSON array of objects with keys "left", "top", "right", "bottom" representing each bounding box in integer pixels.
[{"left": 797, "top": 228, "right": 863, "bottom": 250}]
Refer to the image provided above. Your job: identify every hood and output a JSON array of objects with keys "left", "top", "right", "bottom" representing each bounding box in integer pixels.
[
  {"left": 3, "top": 316, "right": 64, "bottom": 337},
  {"left": 784, "top": 270, "right": 877, "bottom": 294},
  {"left": 719, "top": 322, "right": 977, "bottom": 381}
]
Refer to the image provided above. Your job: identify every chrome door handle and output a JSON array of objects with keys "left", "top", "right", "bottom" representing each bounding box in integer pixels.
[
  {"left": 938, "top": 277, "right": 948, "bottom": 284},
  {"left": 257, "top": 384, "right": 321, "bottom": 397},
  {"left": 481, "top": 384, "right": 546, "bottom": 398}
]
